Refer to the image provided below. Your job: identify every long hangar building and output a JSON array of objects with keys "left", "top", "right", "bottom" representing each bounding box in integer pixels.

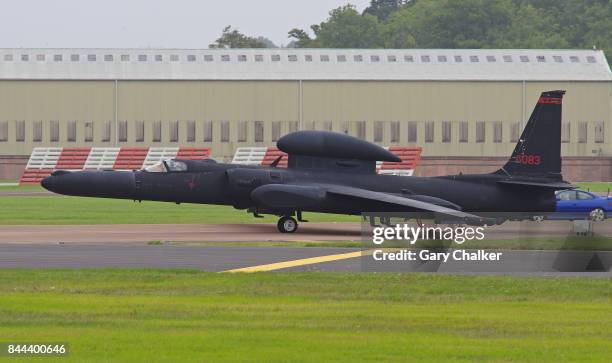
[{"left": 0, "top": 48, "right": 610, "bottom": 180}]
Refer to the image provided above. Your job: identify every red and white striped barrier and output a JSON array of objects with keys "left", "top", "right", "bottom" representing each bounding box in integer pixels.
[
  {"left": 232, "top": 146, "right": 422, "bottom": 175},
  {"left": 20, "top": 146, "right": 211, "bottom": 184},
  {"left": 231, "top": 147, "right": 288, "bottom": 166},
  {"left": 378, "top": 146, "right": 422, "bottom": 176}
]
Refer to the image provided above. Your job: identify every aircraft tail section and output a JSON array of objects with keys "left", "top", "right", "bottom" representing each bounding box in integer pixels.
[{"left": 498, "top": 90, "right": 565, "bottom": 179}]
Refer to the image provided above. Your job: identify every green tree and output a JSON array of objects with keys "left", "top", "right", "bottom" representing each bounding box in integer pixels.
[
  {"left": 494, "top": 4, "right": 569, "bottom": 48},
  {"left": 510, "top": 0, "right": 611, "bottom": 60},
  {"left": 209, "top": 26, "right": 268, "bottom": 48},
  {"left": 288, "top": 28, "right": 317, "bottom": 48},
  {"left": 398, "top": 0, "right": 514, "bottom": 48},
  {"left": 256, "top": 37, "right": 278, "bottom": 48},
  {"left": 312, "top": 5, "right": 383, "bottom": 48},
  {"left": 363, "top": 0, "right": 408, "bottom": 21},
  {"left": 381, "top": 10, "right": 416, "bottom": 48},
  {"left": 286, "top": 0, "right": 611, "bottom": 62},
  {"left": 582, "top": 4, "right": 612, "bottom": 60}
]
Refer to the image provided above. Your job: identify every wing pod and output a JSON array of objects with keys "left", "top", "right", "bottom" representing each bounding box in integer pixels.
[
  {"left": 251, "top": 184, "right": 326, "bottom": 210},
  {"left": 277, "top": 130, "right": 401, "bottom": 162}
]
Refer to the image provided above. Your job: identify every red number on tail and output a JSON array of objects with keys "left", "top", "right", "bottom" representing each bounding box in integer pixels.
[{"left": 515, "top": 154, "right": 541, "bottom": 165}]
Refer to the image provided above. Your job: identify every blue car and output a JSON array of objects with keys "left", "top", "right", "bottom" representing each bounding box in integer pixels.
[{"left": 541, "top": 189, "right": 612, "bottom": 221}]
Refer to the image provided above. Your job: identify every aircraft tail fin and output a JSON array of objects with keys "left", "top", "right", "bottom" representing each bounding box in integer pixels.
[{"left": 497, "top": 90, "right": 565, "bottom": 179}]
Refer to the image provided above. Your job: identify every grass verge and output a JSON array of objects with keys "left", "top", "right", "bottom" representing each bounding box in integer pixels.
[
  {"left": 0, "top": 270, "right": 610, "bottom": 362},
  {"left": 0, "top": 195, "right": 357, "bottom": 225},
  {"left": 169, "top": 240, "right": 364, "bottom": 248},
  {"left": 0, "top": 184, "right": 44, "bottom": 192},
  {"left": 575, "top": 182, "right": 612, "bottom": 192},
  {"left": 167, "top": 236, "right": 612, "bottom": 250}
]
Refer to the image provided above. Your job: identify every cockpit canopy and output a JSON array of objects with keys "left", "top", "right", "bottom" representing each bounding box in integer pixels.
[{"left": 143, "top": 159, "right": 188, "bottom": 173}]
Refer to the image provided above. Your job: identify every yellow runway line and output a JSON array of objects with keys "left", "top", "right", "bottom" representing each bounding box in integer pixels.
[{"left": 224, "top": 250, "right": 367, "bottom": 273}]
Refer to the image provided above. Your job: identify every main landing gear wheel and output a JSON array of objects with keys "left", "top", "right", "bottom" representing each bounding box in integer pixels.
[
  {"left": 277, "top": 216, "right": 298, "bottom": 233},
  {"left": 589, "top": 208, "right": 605, "bottom": 222}
]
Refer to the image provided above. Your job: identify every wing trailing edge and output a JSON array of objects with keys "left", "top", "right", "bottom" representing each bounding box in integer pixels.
[{"left": 496, "top": 180, "right": 575, "bottom": 189}]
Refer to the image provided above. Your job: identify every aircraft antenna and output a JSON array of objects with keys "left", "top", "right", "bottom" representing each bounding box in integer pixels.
[{"left": 270, "top": 155, "right": 283, "bottom": 168}]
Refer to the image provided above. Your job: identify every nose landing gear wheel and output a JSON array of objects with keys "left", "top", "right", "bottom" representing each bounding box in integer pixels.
[{"left": 277, "top": 216, "right": 298, "bottom": 233}]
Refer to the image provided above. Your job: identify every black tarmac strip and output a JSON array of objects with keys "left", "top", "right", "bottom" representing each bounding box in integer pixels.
[
  {"left": 0, "top": 244, "right": 610, "bottom": 276},
  {"left": 0, "top": 244, "right": 352, "bottom": 272}
]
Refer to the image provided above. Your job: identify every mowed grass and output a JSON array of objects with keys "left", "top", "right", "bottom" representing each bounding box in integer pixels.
[
  {"left": 0, "top": 270, "right": 610, "bottom": 362},
  {"left": 0, "top": 184, "right": 43, "bottom": 191},
  {"left": 172, "top": 235, "right": 612, "bottom": 250},
  {"left": 575, "top": 182, "right": 612, "bottom": 192},
  {"left": 0, "top": 195, "right": 357, "bottom": 225}
]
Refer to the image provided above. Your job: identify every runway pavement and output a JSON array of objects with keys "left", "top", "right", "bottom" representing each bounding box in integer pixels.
[
  {"left": 0, "top": 244, "right": 355, "bottom": 271},
  {"left": 0, "top": 222, "right": 610, "bottom": 275},
  {"left": 0, "top": 244, "right": 610, "bottom": 275},
  {"left": 0, "top": 223, "right": 361, "bottom": 244},
  {"left": 0, "top": 191, "right": 54, "bottom": 196},
  {"left": 3, "top": 220, "right": 610, "bottom": 244}
]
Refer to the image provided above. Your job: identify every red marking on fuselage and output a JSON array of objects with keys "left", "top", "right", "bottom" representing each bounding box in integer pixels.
[
  {"left": 538, "top": 97, "right": 562, "bottom": 104},
  {"left": 513, "top": 154, "right": 541, "bottom": 165},
  {"left": 186, "top": 179, "right": 196, "bottom": 190}
]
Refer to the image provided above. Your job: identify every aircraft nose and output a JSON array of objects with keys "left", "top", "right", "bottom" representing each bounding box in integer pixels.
[
  {"left": 41, "top": 170, "right": 74, "bottom": 193},
  {"left": 41, "top": 175, "right": 54, "bottom": 191},
  {"left": 40, "top": 170, "right": 75, "bottom": 193},
  {"left": 40, "top": 170, "right": 136, "bottom": 199}
]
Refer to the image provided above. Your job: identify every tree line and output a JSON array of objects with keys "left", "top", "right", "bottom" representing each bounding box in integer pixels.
[{"left": 210, "top": 0, "right": 611, "bottom": 61}]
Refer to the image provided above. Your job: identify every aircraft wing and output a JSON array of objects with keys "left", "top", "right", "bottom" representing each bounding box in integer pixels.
[
  {"left": 251, "top": 183, "right": 487, "bottom": 223},
  {"left": 496, "top": 180, "right": 575, "bottom": 189},
  {"left": 324, "top": 185, "right": 485, "bottom": 221}
]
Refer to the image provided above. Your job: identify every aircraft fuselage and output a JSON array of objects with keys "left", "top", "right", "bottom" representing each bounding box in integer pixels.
[{"left": 42, "top": 161, "right": 556, "bottom": 217}]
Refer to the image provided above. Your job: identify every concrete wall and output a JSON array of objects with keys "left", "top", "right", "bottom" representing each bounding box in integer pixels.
[{"left": 0, "top": 156, "right": 28, "bottom": 180}]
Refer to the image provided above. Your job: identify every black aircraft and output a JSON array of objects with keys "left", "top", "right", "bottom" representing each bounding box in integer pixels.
[{"left": 42, "top": 90, "right": 573, "bottom": 233}]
